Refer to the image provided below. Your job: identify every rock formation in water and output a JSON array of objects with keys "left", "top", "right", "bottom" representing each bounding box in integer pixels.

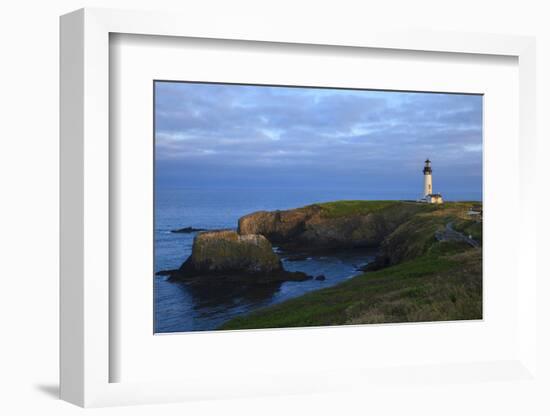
[
  {"left": 170, "top": 226, "right": 207, "bottom": 233},
  {"left": 167, "top": 230, "right": 310, "bottom": 286}
]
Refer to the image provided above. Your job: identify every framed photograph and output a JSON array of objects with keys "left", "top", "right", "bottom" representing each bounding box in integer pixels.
[
  {"left": 60, "top": 8, "right": 538, "bottom": 407},
  {"left": 152, "top": 81, "right": 483, "bottom": 334}
]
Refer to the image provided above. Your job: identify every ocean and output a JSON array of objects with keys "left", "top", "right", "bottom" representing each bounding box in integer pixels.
[
  {"left": 154, "top": 187, "right": 482, "bottom": 333},
  {"left": 154, "top": 187, "right": 402, "bottom": 333}
]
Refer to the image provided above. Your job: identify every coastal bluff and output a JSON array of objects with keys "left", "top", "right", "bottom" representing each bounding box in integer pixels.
[
  {"left": 221, "top": 201, "right": 484, "bottom": 330},
  {"left": 165, "top": 201, "right": 483, "bottom": 290},
  {"left": 238, "top": 201, "right": 433, "bottom": 250},
  {"left": 237, "top": 200, "right": 483, "bottom": 269},
  {"left": 167, "top": 230, "right": 310, "bottom": 285}
]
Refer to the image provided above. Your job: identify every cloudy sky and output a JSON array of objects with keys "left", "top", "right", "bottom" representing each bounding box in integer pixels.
[{"left": 155, "top": 82, "right": 482, "bottom": 200}]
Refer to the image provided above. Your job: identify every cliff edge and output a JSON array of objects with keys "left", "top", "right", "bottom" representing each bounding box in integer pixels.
[
  {"left": 238, "top": 201, "right": 435, "bottom": 250},
  {"left": 167, "top": 230, "right": 310, "bottom": 286}
]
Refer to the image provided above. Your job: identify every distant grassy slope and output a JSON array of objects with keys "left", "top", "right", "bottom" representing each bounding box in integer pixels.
[
  {"left": 220, "top": 201, "right": 483, "bottom": 330},
  {"left": 314, "top": 200, "right": 400, "bottom": 218},
  {"left": 314, "top": 200, "right": 438, "bottom": 218}
]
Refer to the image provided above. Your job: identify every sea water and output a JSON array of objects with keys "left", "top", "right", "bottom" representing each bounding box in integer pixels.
[{"left": 154, "top": 187, "right": 395, "bottom": 333}]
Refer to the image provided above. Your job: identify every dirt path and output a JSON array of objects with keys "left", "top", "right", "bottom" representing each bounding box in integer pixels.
[{"left": 435, "top": 222, "right": 480, "bottom": 248}]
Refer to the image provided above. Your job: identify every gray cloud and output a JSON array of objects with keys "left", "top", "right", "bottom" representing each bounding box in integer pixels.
[{"left": 155, "top": 82, "right": 482, "bottom": 200}]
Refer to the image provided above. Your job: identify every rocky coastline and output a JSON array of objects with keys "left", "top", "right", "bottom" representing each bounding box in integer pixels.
[
  {"left": 162, "top": 200, "right": 482, "bottom": 295},
  {"left": 165, "top": 229, "right": 310, "bottom": 287},
  {"left": 219, "top": 200, "right": 483, "bottom": 330}
]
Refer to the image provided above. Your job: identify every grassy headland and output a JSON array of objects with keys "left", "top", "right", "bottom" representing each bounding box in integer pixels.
[{"left": 221, "top": 201, "right": 482, "bottom": 329}]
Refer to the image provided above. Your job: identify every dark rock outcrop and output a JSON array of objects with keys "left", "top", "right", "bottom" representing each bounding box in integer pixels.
[
  {"left": 238, "top": 206, "right": 317, "bottom": 244},
  {"left": 168, "top": 230, "right": 310, "bottom": 286},
  {"left": 186, "top": 230, "right": 281, "bottom": 273},
  {"left": 171, "top": 226, "right": 207, "bottom": 233},
  {"left": 238, "top": 202, "right": 429, "bottom": 251}
]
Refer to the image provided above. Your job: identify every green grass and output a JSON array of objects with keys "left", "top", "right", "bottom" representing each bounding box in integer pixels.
[
  {"left": 220, "top": 247, "right": 482, "bottom": 330},
  {"left": 378, "top": 214, "right": 444, "bottom": 265},
  {"left": 313, "top": 200, "right": 402, "bottom": 218},
  {"left": 428, "top": 240, "right": 473, "bottom": 256}
]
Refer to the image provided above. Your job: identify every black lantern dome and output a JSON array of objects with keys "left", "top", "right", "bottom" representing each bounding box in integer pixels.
[{"left": 423, "top": 158, "right": 432, "bottom": 174}]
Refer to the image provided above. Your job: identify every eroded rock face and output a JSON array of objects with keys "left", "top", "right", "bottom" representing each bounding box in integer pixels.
[
  {"left": 188, "top": 230, "right": 281, "bottom": 273},
  {"left": 238, "top": 205, "right": 406, "bottom": 250},
  {"left": 168, "top": 230, "right": 310, "bottom": 285},
  {"left": 238, "top": 206, "right": 317, "bottom": 243}
]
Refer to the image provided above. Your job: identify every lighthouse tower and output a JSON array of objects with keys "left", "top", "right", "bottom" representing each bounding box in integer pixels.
[
  {"left": 422, "top": 159, "right": 443, "bottom": 204},
  {"left": 423, "top": 159, "right": 433, "bottom": 197}
]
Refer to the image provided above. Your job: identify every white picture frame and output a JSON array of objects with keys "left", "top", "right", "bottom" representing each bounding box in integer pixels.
[{"left": 60, "top": 7, "right": 538, "bottom": 408}]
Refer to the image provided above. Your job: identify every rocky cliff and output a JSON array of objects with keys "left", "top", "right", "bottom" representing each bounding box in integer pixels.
[
  {"left": 220, "top": 201, "right": 484, "bottom": 330},
  {"left": 165, "top": 200, "right": 483, "bottom": 290},
  {"left": 168, "top": 230, "right": 309, "bottom": 285},
  {"left": 238, "top": 201, "right": 434, "bottom": 250}
]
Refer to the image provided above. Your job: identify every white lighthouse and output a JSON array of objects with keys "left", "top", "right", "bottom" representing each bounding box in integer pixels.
[
  {"left": 423, "top": 159, "right": 433, "bottom": 196},
  {"left": 422, "top": 159, "right": 443, "bottom": 204}
]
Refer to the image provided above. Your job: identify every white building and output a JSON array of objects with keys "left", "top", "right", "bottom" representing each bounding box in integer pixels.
[{"left": 422, "top": 159, "right": 444, "bottom": 204}]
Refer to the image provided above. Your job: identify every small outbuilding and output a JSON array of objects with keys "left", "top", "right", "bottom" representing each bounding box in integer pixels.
[{"left": 425, "top": 193, "right": 444, "bottom": 204}]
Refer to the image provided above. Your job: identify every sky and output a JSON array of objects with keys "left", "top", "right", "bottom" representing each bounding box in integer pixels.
[{"left": 154, "top": 82, "right": 483, "bottom": 201}]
